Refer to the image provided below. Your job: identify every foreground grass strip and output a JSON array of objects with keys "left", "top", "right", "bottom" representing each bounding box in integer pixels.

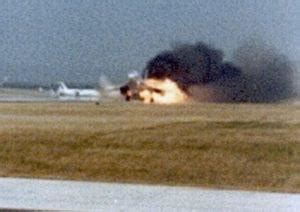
[{"left": 0, "top": 102, "right": 299, "bottom": 192}]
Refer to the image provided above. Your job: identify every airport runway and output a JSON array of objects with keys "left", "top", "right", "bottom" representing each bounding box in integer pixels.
[
  {"left": 0, "top": 178, "right": 299, "bottom": 211},
  {"left": 0, "top": 88, "right": 100, "bottom": 102}
]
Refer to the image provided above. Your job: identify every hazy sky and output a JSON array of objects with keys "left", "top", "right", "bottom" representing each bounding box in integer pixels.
[{"left": 0, "top": 0, "right": 299, "bottom": 85}]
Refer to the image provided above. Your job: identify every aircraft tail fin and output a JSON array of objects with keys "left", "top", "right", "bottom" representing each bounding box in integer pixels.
[{"left": 58, "top": 81, "right": 68, "bottom": 90}]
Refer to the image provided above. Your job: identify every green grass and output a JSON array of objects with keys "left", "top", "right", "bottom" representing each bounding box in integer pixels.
[{"left": 0, "top": 101, "right": 299, "bottom": 192}]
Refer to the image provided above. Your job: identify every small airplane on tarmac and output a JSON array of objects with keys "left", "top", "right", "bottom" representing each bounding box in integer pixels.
[{"left": 56, "top": 82, "right": 100, "bottom": 98}]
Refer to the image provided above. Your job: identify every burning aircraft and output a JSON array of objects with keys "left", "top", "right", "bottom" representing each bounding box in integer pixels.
[
  {"left": 120, "top": 77, "right": 187, "bottom": 104},
  {"left": 120, "top": 40, "right": 295, "bottom": 104}
]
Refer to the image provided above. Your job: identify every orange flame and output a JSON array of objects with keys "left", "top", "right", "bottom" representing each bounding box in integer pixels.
[{"left": 139, "top": 79, "right": 187, "bottom": 104}]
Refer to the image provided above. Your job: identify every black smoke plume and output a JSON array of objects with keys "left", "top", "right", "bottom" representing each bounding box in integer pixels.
[{"left": 142, "top": 40, "right": 295, "bottom": 102}]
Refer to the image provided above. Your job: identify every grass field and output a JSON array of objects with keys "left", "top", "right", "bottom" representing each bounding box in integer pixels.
[{"left": 0, "top": 101, "right": 299, "bottom": 192}]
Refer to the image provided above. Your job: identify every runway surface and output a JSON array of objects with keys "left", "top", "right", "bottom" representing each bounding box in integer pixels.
[
  {"left": 0, "top": 177, "right": 299, "bottom": 211},
  {"left": 0, "top": 88, "right": 99, "bottom": 102},
  {"left": 1, "top": 88, "right": 299, "bottom": 104}
]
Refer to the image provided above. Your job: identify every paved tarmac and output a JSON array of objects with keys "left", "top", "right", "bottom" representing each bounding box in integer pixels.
[{"left": 0, "top": 177, "right": 299, "bottom": 211}]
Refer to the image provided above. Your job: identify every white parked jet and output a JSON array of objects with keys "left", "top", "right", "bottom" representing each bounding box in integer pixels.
[{"left": 56, "top": 82, "right": 100, "bottom": 97}]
